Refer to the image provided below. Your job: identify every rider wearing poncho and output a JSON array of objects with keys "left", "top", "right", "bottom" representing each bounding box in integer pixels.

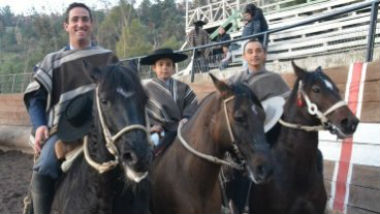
[
  {"left": 226, "top": 39, "right": 290, "bottom": 214},
  {"left": 23, "top": 3, "right": 118, "bottom": 214},
  {"left": 141, "top": 48, "right": 198, "bottom": 152}
]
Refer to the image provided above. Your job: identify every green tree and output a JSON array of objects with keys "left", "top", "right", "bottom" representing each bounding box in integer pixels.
[
  {"left": 116, "top": 18, "right": 153, "bottom": 58},
  {"left": 0, "top": 6, "right": 14, "bottom": 26},
  {"left": 96, "top": 0, "right": 137, "bottom": 51}
]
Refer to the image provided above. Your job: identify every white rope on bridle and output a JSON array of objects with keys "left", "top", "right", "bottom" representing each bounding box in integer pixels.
[
  {"left": 177, "top": 95, "right": 244, "bottom": 170},
  {"left": 279, "top": 80, "right": 347, "bottom": 132},
  {"left": 83, "top": 86, "right": 152, "bottom": 174}
]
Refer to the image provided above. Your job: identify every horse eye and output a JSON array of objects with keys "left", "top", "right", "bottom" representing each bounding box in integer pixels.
[
  {"left": 312, "top": 86, "right": 320, "bottom": 93},
  {"left": 100, "top": 98, "right": 109, "bottom": 105},
  {"left": 234, "top": 111, "right": 246, "bottom": 122}
]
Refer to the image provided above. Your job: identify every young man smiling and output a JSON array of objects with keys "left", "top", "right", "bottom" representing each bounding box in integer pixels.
[{"left": 24, "top": 3, "right": 118, "bottom": 213}]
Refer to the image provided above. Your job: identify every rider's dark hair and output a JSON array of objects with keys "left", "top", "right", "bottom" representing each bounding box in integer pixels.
[
  {"left": 64, "top": 3, "right": 93, "bottom": 23},
  {"left": 243, "top": 39, "right": 267, "bottom": 53}
]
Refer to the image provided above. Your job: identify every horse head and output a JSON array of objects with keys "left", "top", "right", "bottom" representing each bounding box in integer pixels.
[
  {"left": 210, "top": 74, "right": 273, "bottom": 184},
  {"left": 89, "top": 63, "right": 153, "bottom": 183},
  {"left": 291, "top": 61, "right": 359, "bottom": 138}
]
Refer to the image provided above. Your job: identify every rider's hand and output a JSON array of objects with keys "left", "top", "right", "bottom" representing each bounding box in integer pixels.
[
  {"left": 180, "top": 118, "right": 188, "bottom": 124},
  {"left": 34, "top": 125, "right": 49, "bottom": 153},
  {"left": 150, "top": 125, "right": 163, "bottom": 134}
]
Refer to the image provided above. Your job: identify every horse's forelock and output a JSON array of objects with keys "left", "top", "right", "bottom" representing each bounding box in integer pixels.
[
  {"left": 303, "top": 68, "right": 339, "bottom": 93},
  {"left": 230, "top": 83, "right": 262, "bottom": 109},
  {"left": 102, "top": 65, "right": 147, "bottom": 104}
]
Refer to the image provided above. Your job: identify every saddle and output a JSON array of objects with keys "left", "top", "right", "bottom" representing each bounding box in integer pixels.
[{"left": 55, "top": 139, "right": 84, "bottom": 172}]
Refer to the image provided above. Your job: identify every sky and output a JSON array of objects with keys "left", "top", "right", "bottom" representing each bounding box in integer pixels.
[{"left": 0, "top": 0, "right": 132, "bottom": 15}]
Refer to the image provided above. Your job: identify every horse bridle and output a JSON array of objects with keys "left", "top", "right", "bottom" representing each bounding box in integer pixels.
[
  {"left": 279, "top": 80, "right": 347, "bottom": 132},
  {"left": 83, "top": 86, "right": 152, "bottom": 174},
  {"left": 177, "top": 95, "right": 245, "bottom": 170}
]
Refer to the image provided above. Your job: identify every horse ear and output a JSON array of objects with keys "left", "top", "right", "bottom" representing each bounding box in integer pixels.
[
  {"left": 316, "top": 66, "right": 323, "bottom": 73},
  {"left": 291, "top": 61, "right": 306, "bottom": 79},
  {"left": 209, "top": 73, "right": 233, "bottom": 98},
  {"left": 83, "top": 60, "right": 102, "bottom": 82}
]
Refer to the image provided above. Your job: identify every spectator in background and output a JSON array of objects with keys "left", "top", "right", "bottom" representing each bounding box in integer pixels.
[
  {"left": 242, "top": 3, "right": 268, "bottom": 46},
  {"left": 214, "top": 24, "right": 232, "bottom": 56},
  {"left": 187, "top": 20, "right": 210, "bottom": 72},
  {"left": 219, "top": 45, "right": 232, "bottom": 70}
]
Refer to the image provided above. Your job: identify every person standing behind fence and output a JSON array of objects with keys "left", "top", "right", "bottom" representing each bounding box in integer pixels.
[
  {"left": 242, "top": 3, "right": 268, "bottom": 45},
  {"left": 187, "top": 20, "right": 210, "bottom": 73},
  {"left": 214, "top": 25, "right": 232, "bottom": 55}
]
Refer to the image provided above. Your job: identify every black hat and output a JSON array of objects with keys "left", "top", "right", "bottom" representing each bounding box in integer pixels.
[
  {"left": 140, "top": 48, "right": 188, "bottom": 65},
  {"left": 57, "top": 91, "right": 93, "bottom": 142},
  {"left": 193, "top": 20, "right": 207, "bottom": 26}
]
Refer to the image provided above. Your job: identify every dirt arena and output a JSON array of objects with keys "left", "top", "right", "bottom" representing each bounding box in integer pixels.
[{"left": 0, "top": 150, "right": 33, "bottom": 214}]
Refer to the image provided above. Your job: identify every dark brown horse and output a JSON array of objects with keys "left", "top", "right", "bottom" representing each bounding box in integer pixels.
[
  {"left": 151, "top": 74, "right": 273, "bottom": 214},
  {"left": 50, "top": 64, "right": 153, "bottom": 214},
  {"left": 249, "top": 62, "right": 359, "bottom": 214}
]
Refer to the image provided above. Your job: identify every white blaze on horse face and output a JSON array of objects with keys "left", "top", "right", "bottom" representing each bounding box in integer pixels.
[
  {"left": 116, "top": 87, "right": 135, "bottom": 99},
  {"left": 323, "top": 79, "right": 334, "bottom": 91}
]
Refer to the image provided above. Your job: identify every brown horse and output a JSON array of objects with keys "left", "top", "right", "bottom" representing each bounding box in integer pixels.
[
  {"left": 151, "top": 74, "right": 273, "bottom": 214},
  {"left": 249, "top": 62, "right": 359, "bottom": 214}
]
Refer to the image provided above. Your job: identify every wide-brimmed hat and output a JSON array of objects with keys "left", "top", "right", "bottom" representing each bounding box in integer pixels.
[
  {"left": 193, "top": 20, "right": 207, "bottom": 26},
  {"left": 57, "top": 91, "right": 93, "bottom": 142},
  {"left": 261, "top": 96, "right": 285, "bottom": 132},
  {"left": 140, "top": 48, "right": 188, "bottom": 65}
]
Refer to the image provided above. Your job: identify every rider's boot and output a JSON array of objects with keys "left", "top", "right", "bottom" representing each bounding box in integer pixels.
[{"left": 30, "top": 172, "right": 55, "bottom": 214}]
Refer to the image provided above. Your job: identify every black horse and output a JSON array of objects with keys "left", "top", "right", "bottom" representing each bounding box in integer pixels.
[
  {"left": 249, "top": 62, "right": 359, "bottom": 213},
  {"left": 48, "top": 64, "right": 153, "bottom": 214}
]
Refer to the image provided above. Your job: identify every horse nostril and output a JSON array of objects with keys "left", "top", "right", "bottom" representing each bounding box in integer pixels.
[
  {"left": 256, "top": 164, "right": 272, "bottom": 179},
  {"left": 351, "top": 118, "right": 359, "bottom": 132},
  {"left": 123, "top": 151, "right": 137, "bottom": 165},
  {"left": 340, "top": 118, "right": 348, "bottom": 129},
  {"left": 257, "top": 165, "right": 264, "bottom": 176}
]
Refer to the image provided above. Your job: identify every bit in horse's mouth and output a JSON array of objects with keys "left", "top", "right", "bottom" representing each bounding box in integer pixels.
[
  {"left": 125, "top": 166, "right": 148, "bottom": 183},
  {"left": 326, "top": 123, "right": 352, "bottom": 139}
]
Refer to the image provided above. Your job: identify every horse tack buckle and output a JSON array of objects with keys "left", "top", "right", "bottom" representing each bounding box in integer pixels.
[{"left": 308, "top": 103, "right": 318, "bottom": 115}]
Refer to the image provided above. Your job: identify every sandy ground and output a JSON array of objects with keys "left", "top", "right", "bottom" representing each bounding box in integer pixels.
[{"left": 0, "top": 150, "right": 33, "bottom": 214}]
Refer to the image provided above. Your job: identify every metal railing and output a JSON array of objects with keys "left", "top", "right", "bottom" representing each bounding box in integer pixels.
[
  {"left": 0, "top": 73, "right": 33, "bottom": 94},
  {"left": 121, "top": 0, "right": 379, "bottom": 82}
]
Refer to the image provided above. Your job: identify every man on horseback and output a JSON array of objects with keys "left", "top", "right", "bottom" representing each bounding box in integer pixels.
[
  {"left": 226, "top": 39, "right": 324, "bottom": 214},
  {"left": 140, "top": 48, "right": 198, "bottom": 154},
  {"left": 224, "top": 39, "right": 290, "bottom": 214},
  {"left": 23, "top": 3, "right": 118, "bottom": 213}
]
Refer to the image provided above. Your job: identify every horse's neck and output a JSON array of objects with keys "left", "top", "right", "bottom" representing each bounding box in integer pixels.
[
  {"left": 276, "top": 99, "right": 320, "bottom": 171},
  {"left": 176, "top": 96, "right": 226, "bottom": 191}
]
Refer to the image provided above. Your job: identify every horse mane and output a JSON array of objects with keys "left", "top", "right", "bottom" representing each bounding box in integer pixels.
[{"left": 193, "top": 82, "right": 263, "bottom": 120}]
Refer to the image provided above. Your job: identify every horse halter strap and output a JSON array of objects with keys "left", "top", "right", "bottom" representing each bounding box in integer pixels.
[
  {"left": 177, "top": 95, "right": 244, "bottom": 170},
  {"left": 83, "top": 86, "right": 152, "bottom": 174},
  {"left": 223, "top": 96, "right": 236, "bottom": 143},
  {"left": 279, "top": 81, "right": 347, "bottom": 132}
]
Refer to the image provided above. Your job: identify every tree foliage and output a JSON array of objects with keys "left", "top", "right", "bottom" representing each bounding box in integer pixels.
[{"left": 0, "top": 0, "right": 186, "bottom": 75}]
